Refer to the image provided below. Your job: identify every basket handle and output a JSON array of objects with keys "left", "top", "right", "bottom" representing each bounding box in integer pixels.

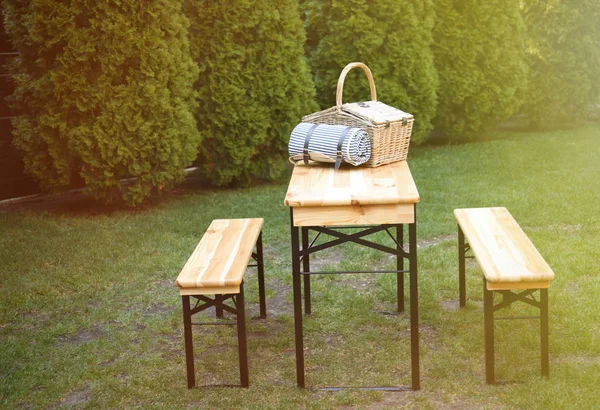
[{"left": 336, "top": 62, "right": 377, "bottom": 110}]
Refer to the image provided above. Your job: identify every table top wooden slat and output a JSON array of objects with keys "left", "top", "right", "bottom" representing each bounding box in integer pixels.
[
  {"left": 176, "top": 218, "right": 263, "bottom": 290},
  {"left": 284, "top": 161, "right": 420, "bottom": 207},
  {"left": 454, "top": 207, "right": 555, "bottom": 286}
]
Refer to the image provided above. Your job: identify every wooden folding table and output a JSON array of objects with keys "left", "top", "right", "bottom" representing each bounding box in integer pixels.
[{"left": 284, "top": 161, "right": 421, "bottom": 390}]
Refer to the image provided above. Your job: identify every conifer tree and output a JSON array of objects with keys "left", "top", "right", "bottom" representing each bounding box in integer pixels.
[
  {"left": 301, "top": 0, "right": 438, "bottom": 144},
  {"left": 186, "top": 0, "right": 317, "bottom": 186},
  {"left": 432, "top": 0, "right": 528, "bottom": 140},
  {"left": 2, "top": 0, "right": 200, "bottom": 205},
  {"left": 522, "top": 0, "right": 600, "bottom": 127}
]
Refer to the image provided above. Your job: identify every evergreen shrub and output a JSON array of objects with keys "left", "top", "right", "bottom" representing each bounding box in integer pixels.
[
  {"left": 186, "top": 0, "right": 317, "bottom": 186},
  {"left": 522, "top": 0, "right": 600, "bottom": 128},
  {"left": 301, "top": 0, "right": 439, "bottom": 144},
  {"left": 433, "top": 0, "right": 527, "bottom": 141},
  {"left": 3, "top": 0, "right": 200, "bottom": 205}
]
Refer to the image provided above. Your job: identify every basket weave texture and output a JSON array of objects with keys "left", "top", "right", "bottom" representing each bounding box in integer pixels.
[{"left": 303, "top": 62, "right": 414, "bottom": 167}]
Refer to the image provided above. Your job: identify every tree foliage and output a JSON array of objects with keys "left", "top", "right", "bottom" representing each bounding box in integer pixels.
[
  {"left": 3, "top": 0, "right": 200, "bottom": 205},
  {"left": 186, "top": 0, "right": 317, "bottom": 186},
  {"left": 522, "top": 0, "right": 600, "bottom": 128},
  {"left": 301, "top": 0, "right": 438, "bottom": 144},
  {"left": 432, "top": 0, "right": 528, "bottom": 141}
]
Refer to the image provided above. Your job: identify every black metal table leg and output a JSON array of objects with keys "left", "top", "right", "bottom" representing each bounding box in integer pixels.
[
  {"left": 397, "top": 224, "right": 404, "bottom": 313},
  {"left": 540, "top": 288, "right": 549, "bottom": 377},
  {"left": 236, "top": 283, "right": 249, "bottom": 387},
  {"left": 291, "top": 210, "right": 305, "bottom": 388},
  {"left": 182, "top": 295, "right": 196, "bottom": 388},
  {"left": 458, "top": 226, "right": 466, "bottom": 308},
  {"left": 290, "top": 209, "right": 419, "bottom": 390},
  {"left": 256, "top": 232, "right": 267, "bottom": 319},
  {"left": 302, "top": 227, "right": 311, "bottom": 316},
  {"left": 483, "top": 279, "right": 495, "bottom": 384},
  {"left": 409, "top": 206, "right": 420, "bottom": 390}
]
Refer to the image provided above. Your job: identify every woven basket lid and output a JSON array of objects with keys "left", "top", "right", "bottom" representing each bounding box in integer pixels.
[{"left": 342, "top": 101, "right": 413, "bottom": 126}]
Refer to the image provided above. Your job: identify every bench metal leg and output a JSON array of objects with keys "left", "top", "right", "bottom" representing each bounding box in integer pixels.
[
  {"left": 181, "top": 291, "right": 251, "bottom": 388},
  {"left": 409, "top": 209, "right": 420, "bottom": 390},
  {"left": 541, "top": 288, "right": 549, "bottom": 377},
  {"left": 291, "top": 212, "right": 305, "bottom": 388},
  {"left": 458, "top": 226, "right": 466, "bottom": 308},
  {"left": 256, "top": 233, "right": 267, "bottom": 319},
  {"left": 182, "top": 295, "right": 196, "bottom": 388},
  {"left": 302, "top": 227, "right": 311, "bottom": 316},
  {"left": 397, "top": 224, "right": 404, "bottom": 313},
  {"left": 483, "top": 279, "right": 495, "bottom": 384},
  {"left": 483, "top": 287, "right": 550, "bottom": 383},
  {"left": 236, "top": 283, "right": 249, "bottom": 387}
]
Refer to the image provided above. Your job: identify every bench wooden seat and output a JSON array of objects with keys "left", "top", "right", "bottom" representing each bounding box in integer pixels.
[
  {"left": 176, "top": 218, "right": 266, "bottom": 388},
  {"left": 454, "top": 207, "right": 555, "bottom": 290},
  {"left": 176, "top": 218, "right": 264, "bottom": 295},
  {"left": 455, "top": 207, "right": 554, "bottom": 384}
]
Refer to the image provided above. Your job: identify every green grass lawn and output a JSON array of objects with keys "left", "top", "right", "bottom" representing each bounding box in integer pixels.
[{"left": 1, "top": 124, "right": 600, "bottom": 409}]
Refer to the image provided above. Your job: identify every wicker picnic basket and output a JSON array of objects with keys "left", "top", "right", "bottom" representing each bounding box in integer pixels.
[{"left": 303, "top": 62, "right": 414, "bottom": 167}]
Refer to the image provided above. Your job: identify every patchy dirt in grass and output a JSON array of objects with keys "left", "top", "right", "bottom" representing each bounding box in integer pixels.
[
  {"left": 439, "top": 299, "right": 460, "bottom": 312},
  {"left": 59, "top": 386, "right": 92, "bottom": 407},
  {"left": 19, "top": 309, "right": 51, "bottom": 326},
  {"left": 186, "top": 402, "right": 208, "bottom": 409},
  {"left": 556, "top": 354, "right": 600, "bottom": 365},
  {"left": 426, "top": 398, "right": 495, "bottom": 410},
  {"left": 417, "top": 234, "right": 455, "bottom": 250},
  {"left": 157, "top": 279, "right": 175, "bottom": 289},
  {"left": 308, "top": 248, "right": 343, "bottom": 272},
  {"left": 203, "top": 344, "right": 230, "bottom": 354},
  {"left": 566, "top": 282, "right": 579, "bottom": 294},
  {"left": 98, "top": 357, "right": 117, "bottom": 367},
  {"left": 264, "top": 278, "right": 292, "bottom": 317},
  {"left": 248, "top": 318, "right": 285, "bottom": 339},
  {"left": 58, "top": 326, "right": 106, "bottom": 344},
  {"left": 344, "top": 276, "right": 378, "bottom": 294},
  {"left": 419, "top": 323, "right": 439, "bottom": 347},
  {"left": 355, "top": 392, "right": 414, "bottom": 409},
  {"left": 157, "top": 331, "right": 184, "bottom": 361},
  {"left": 471, "top": 299, "right": 484, "bottom": 310},
  {"left": 344, "top": 388, "right": 492, "bottom": 409},
  {"left": 260, "top": 242, "right": 280, "bottom": 264},
  {"left": 339, "top": 234, "right": 456, "bottom": 293},
  {"left": 145, "top": 303, "right": 175, "bottom": 316}
]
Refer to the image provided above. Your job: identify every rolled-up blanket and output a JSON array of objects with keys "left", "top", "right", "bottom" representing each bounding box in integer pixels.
[{"left": 288, "top": 122, "right": 371, "bottom": 169}]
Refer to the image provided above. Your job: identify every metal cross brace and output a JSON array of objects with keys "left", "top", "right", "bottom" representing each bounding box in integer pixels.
[
  {"left": 493, "top": 289, "right": 540, "bottom": 312},
  {"left": 303, "top": 225, "right": 409, "bottom": 258}
]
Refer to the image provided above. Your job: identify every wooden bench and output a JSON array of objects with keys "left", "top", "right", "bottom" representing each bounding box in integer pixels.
[
  {"left": 454, "top": 207, "right": 555, "bottom": 384},
  {"left": 175, "top": 218, "right": 266, "bottom": 388}
]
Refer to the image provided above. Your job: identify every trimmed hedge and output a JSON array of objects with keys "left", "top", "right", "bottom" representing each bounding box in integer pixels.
[
  {"left": 301, "top": 0, "right": 438, "bottom": 144},
  {"left": 3, "top": 0, "right": 200, "bottom": 205},
  {"left": 523, "top": 0, "right": 600, "bottom": 128},
  {"left": 433, "top": 0, "right": 528, "bottom": 141},
  {"left": 186, "top": 0, "right": 317, "bottom": 186}
]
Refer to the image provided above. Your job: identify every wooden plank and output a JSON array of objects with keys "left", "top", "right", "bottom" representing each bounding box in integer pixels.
[
  {"left": 175, "top": 218, "right": 263, "bottom": 290},
  {"left": 293, "top": 203, "right": 414, "bottom": 227},
  {"left": 284, "top": 161, "right": 420, "bottom": 207},
  {"left": 179, "top": 285, "right": 240, "bottom": 296},
  {"left": 487, "top": 281, "right": 550, "bottom": 291},
  {"left": 454, "top": 207, "right": 555, "bottom": 287}
]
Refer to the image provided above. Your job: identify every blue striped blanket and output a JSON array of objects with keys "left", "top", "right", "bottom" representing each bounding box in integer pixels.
[{"left": 288, "top": 122, "right": 371, "bottom": 169}]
